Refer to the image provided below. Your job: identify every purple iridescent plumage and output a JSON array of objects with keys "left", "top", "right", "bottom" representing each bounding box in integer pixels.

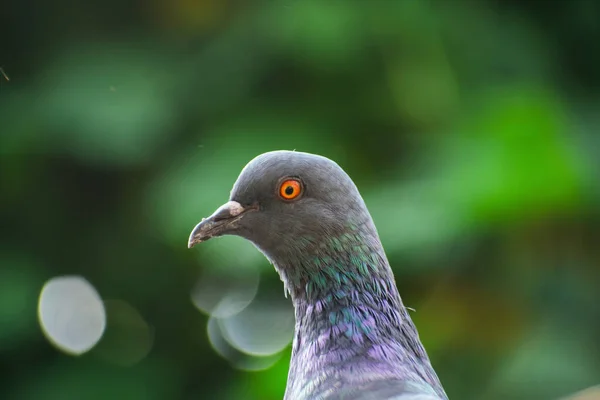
[{"left": 282, "top": 228, "right": 447, "bottom": 400}]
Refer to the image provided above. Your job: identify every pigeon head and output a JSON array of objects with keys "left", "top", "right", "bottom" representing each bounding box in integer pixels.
[
  {"left": 188, "top": 150, "right": 374, "bottom": 267},
  {"left": 187, "top": 151, "right": 448, "bottom": 399}
]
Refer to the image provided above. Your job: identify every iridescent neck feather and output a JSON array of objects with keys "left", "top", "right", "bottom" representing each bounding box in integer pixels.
[{"left": 268, "top": 225, "right": 448, "bottom": 400}]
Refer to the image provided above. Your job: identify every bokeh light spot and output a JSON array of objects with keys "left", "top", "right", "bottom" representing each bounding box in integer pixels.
[
  {"left": 38, "top": 276, "right": 106, "bottom": 355},
  {"left": 207, "top": 316, "right": 281, "bottom": 372},
  {"left": 218, "top": 299, "right": 294, "bottom": 357},
  {"left": 190, "top": 263, "right": 259, "bottom": 319},
  {"left": 93, "top": 299, "right": 154, "bottom": 366}
]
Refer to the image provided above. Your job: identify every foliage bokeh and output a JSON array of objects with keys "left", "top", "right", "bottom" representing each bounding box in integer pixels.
[{"left": 1, "top": 1, "right": 599, "bottom": 399}]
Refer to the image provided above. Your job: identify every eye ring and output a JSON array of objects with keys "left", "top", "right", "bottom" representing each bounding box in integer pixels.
[{"left": 278, "top": 178, "right": 303, "bottom": 201}]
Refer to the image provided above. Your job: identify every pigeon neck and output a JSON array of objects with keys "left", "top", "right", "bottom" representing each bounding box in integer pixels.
[
  {"left": 276, "top": 230, "right": 447, "bottom": 399},
  {"left": 278, "top": 229, "right": 407, "bottom": 337},
  {"left": 289, "top": 244, "right": 409, "bottom": 350}
]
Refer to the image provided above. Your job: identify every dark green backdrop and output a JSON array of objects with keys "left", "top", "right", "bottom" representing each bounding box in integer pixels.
[{"left": 1, "top": 1, "right": 599, "bottom": 399}]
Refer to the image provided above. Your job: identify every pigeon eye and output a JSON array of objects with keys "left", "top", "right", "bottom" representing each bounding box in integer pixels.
[{"left": 279, "top": 179, "right": 302, "bottom": 200}]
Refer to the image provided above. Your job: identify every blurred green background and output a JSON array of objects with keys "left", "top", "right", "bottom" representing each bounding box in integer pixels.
[{"left": 1, "top": 1, "right": 600, "bottom": 399}]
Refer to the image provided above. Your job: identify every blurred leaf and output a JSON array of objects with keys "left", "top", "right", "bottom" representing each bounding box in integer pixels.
[
  {"left": 485, "top": 320, "right": 599, "bottom": 400},
  {"left": 36, "top": 43, "right": 177, "bottom": 166},
  {"left": 0, "top": 257, "right": 41, "bottom": 349},
  {"left": 436, "top": 86, "right": 585, "bottom": 224},
  {"left": 9, "top": 359, "right": 180, "bottom": 400},
  {"left": 264, "top": 0, "right": 364, "bottom": 69}
]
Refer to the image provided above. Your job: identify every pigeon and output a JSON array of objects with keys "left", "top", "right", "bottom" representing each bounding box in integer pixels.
[{"left": 188, "top": 151, "right": 448, "bottom": 400}]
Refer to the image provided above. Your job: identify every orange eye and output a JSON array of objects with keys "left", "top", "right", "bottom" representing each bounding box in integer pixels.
[{"left": 279, "top": 179, "right": 302, "bottom": 200}]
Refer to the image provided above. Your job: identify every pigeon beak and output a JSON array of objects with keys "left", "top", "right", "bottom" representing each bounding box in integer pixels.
[{"left": 187, "top": 201, "right": 255, "bottom": 248}]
